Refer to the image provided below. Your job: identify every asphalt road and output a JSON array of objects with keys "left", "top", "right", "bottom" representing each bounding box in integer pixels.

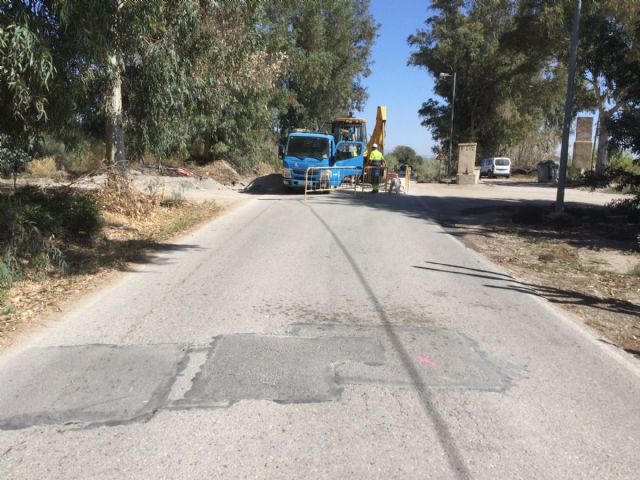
[{"left": 1, "top": 187, "right": 639, "bottom": 479}]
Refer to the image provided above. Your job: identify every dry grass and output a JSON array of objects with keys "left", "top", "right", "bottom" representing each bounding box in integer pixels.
[
  {"left": 252, "top": 161, "right": 278, "bottom": 177},
  {"left": 65, "top": 142, "right": 105, "bottom": 175},
  {"left": 26, "top": 156, "right": 62, "bottom": 178}
]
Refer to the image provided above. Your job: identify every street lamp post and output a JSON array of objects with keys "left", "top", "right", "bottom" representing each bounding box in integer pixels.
[{"left": 439, "top": 72, "right": 456, "bottom": 179}]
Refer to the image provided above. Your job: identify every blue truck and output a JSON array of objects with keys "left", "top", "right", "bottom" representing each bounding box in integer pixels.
[{"left": 281, "top": 132, "right": 365, "bottom": 191}]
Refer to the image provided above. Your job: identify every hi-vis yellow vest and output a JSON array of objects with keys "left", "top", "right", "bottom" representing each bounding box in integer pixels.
[{"left": 369, "top": 150, "right": 384, "bottom": 161}]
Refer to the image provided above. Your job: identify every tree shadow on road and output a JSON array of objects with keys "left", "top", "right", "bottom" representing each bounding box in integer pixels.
[
  {"left": 310, "top": 188, "right": 639, "bottom": 253},
  {"left": 63, "top": 241, "right": 204, "bottom": 274},
  {"left": 414, "top": 261, "right": 640, "bottom": 317}
]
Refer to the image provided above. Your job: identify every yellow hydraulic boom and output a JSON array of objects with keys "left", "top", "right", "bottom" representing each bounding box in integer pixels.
[{"left": 365, "top": 105, "right": 386, "bottom": 159}]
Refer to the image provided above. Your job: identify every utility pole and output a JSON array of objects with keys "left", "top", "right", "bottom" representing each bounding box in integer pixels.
[
  {"left": 439, "top": 72, "right": 456, "bottom": 179},
  {"left": 556, "top": 0, "right": 582, "bottom": 213}
]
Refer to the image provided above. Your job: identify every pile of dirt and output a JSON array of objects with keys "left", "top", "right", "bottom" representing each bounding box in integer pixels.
[
  {"left": 252, "top": 162, "right": 277, "bottom": 177},
  {"left": 198, "top": 160, "right": 242, "bottom": 186},
  {"left": 93, "top": 169, "right": 160, "bottom": 218}
]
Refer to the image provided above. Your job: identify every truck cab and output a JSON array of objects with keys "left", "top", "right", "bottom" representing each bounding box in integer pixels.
[{"left": 282, "top": 132, "right": 365, "bottom": 190}]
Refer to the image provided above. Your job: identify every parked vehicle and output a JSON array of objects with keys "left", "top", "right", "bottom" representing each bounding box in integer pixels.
[{"left": 479, "top": 157, "right": 511, "bottom": 178}]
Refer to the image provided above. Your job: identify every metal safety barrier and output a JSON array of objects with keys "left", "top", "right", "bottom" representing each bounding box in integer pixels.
[
  {"left": 303, "top": 166, "right": 361, "bottom": 200},
  {"left": 359, "top": 165, "right": 387, "bottom": 193},
  {"left": 303, "top": 165, "right": 412, "bottom": 199}
]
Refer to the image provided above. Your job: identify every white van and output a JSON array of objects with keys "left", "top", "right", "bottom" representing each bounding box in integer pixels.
[{"left": 479, "top": 157, "right": 511, "bottom": 178}]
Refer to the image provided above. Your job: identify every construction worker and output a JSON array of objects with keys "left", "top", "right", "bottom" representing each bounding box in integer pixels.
[{"left": 368, "top": 143, "right": 384, "bottom": 193}]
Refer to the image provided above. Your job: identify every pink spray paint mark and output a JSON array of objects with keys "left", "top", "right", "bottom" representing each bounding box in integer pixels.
[{"left": 415, "top": 355, "right": 436, "bottom": 368}]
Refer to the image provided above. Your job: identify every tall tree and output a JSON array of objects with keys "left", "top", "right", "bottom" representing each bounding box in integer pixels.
[
  {"left": 408, "top": 0, "right": 566, "bottom": 162},
  {"left": 0, "top": 1, "right": 55, "bottom": 178},
  {"left": 268, "top": 0, "right": 377, "bottom": 132},
  {"left": 390, "top": 145, "right": 424, "bottom": 166},
  {"left": 2, "top": 0, "right": 378, "bottom": 174},
  {"left": 512, "top": 0, "right": 640, "bottom": 173}
]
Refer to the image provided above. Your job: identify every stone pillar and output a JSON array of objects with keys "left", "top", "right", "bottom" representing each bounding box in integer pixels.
[
  {"left": 456, "top": 143, "right": 478, "bottom": 185},
  {"left": 572, "top": 117, "right": 593, "bottom": 172}
]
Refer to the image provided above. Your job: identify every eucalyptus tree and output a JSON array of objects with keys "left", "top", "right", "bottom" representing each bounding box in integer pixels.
[
  {"left": 268, "top": 0, "right": 377, "bottom": 133},
  {"left": 0, "top": 0, "right": 55, "bottom": 179},
  {"left": 52, "top": 0, "right": 203, "bottom": 174},
  {"left": 511, "top": 0, "right": 640, "bottom": 174},
  {"left": 580, "top": 1, "right": 639, "bottom": 173},
  {"left": 408, "top": 0, "right": 566, "bottom": 161},
  {"left": 2, "top": 0, "right": 378, "bottom": 175},
  {"left": 55, "top": 0, "right": 286, "bottom": 172}
]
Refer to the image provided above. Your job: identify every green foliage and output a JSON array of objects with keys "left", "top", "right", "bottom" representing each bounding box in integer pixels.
[
  {"left": 505, "top": 1, "right": 640, "bottom": 174},
  {"left": 609, "top": 151, "right": 640, "bottom": 175},
  {"left": 408, "top": 0, "right": 640, "bottom": 174},
  {"left": 414, "top": 158, "right": 441, "bottom": 183},
  {"left": 0, "top": 1, "right": 55, "bottom": 174},
  {"left": 1, "top": 1, "right": 377, "bottom": 176},
  {"left": 0, "top": 187, "right": 102, "bottom": 242},
  {"left": 390, "top": 146, "right": 424, "bottom": 167},
  {"left": 384, "top": 154, "right": 399, "bottom": 172},
  {"left": 0, "top": 189, "right": 91, "bottom": 288},
  {"left": 0, "top": 3, "right": 55, "bottom": 129},
  {"left": 609, "top": 102, "right": 640, "bottom": 158},
  {"left": 0, "top": 134, "right": 31, "bottom": 184},
  {"left": 268, "top": 0, "right": 378, "bottom": 132},
  {"left": 0, "top": 186, "right": 102, "bottom": 287},
  {"left": 408, "top": 1, "right": 566, "bottom": 159}
]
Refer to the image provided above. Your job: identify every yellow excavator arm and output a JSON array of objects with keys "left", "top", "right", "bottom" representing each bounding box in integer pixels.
[{"left": 365, "top": 105, "right": 386, "bottom": 159}]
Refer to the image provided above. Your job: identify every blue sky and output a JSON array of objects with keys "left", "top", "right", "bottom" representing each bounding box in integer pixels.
[{"left": 357, "top": 0, "right": 437, "bottom": 157}]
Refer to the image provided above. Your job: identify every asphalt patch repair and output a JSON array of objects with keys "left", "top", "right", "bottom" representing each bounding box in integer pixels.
[{"left": 0, "top": 327, "right": 509, "bottom": 429}]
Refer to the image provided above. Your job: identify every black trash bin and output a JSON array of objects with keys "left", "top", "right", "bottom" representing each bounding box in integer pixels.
[
  {"left": 537, "top": 161, "right": 550, "bottom": 182},
  {"left": 537, "top": 160, "right": 560, "bottom": 182}
]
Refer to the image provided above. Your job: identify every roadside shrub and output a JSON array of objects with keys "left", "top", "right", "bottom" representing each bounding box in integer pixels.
[
  {"left": 0, "top": 223, "right": 67, "bottom": 288},
  {"left": 0, "top": 134, "right": 31, "bottom": 187},
  {"left": 36, "top": 135, "right": 68, "bottom": 169},
  {"left": 0, "top": 187, "right": 102, "bottom": 241},
  {"left": 63, "top": 140, "right": 105, "bottom": 175},
  {"left": 414, "top": 158, "right": 441, "bottom": 182},
  {"left": 609, "top": 151, "right": 640, "bottom": 175},
  {"left": 605, "top": 152, "right": 640, "bottom": 218},
  {"left": 25, "top": 156, "right": 59, "bottom": 177},
  {"left": 0, "top": 187, "right": 102, "bottom": 287}
]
